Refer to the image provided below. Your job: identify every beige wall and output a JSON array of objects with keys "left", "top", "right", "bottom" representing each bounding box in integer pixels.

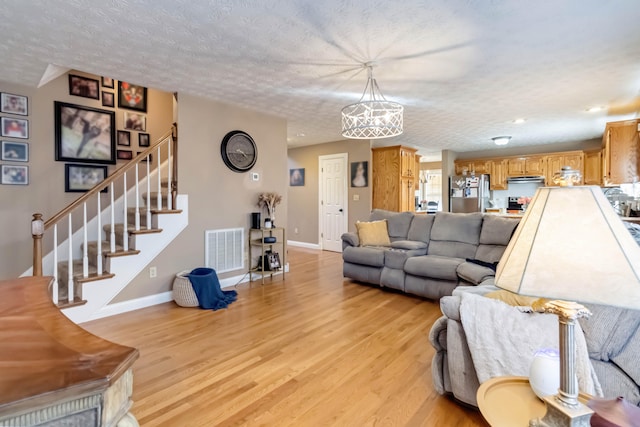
[
  {"left": 113, "top": 93, "right": 288, "bottom": 302},
  {"left": 0, "top": 73, "right": 173, "bottom": 279},
  {"left": 287, "top": 139, "right": 371, "bottom": 245}
]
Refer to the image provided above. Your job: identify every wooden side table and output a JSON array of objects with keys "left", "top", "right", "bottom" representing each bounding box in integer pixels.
[{"left": 476, "top": 376, "right": 590, "bottom": 427}]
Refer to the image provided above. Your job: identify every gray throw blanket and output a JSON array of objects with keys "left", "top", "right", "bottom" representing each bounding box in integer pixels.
[{"left": 459, "top": 292, "right": 603, "bottom": 397}]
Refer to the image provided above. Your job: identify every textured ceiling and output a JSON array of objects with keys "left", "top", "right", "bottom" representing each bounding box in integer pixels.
[{"left": 1, "top": 0, "right": 639, "bottom": 160}]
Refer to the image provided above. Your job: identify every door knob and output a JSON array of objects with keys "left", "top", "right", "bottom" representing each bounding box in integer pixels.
[{"left": 339, "top": 208, "right": 343, "bottom": 212}]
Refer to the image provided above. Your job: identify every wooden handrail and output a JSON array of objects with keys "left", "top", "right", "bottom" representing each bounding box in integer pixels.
[{"left": 43, "top": 127, "right": 174, "bottom": 230}]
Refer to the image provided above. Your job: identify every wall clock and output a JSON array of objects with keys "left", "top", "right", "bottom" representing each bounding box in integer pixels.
[{"left": 220, "top": 130, "right": 257, "bottom": 172}]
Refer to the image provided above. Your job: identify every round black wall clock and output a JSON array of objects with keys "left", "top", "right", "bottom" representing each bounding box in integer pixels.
[{"left": 220, "top": 130, "right": 257, "bottom": 172}]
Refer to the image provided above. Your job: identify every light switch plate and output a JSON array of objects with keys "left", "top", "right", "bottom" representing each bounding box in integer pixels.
[
  {"left": 353, "top": 194, "right": 360, "bottom": 201},
  {"left": 252, "top": 173, "right": 259, "bottom": 181}
]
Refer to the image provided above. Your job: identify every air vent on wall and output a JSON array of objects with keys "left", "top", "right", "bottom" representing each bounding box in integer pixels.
[{"left": 205, "top": 228, "right": 244, "bottom": 273}]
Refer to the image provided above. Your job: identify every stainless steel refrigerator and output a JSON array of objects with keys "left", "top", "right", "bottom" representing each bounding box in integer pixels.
[{"left": 449, "top": 174, "right": 490, "bottom": 213}]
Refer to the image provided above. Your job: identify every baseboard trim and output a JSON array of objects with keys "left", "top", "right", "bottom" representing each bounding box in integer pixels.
[
  {"left": 87, "top": 271, "right": 253, "bottom": 322},
  {"left": 287, "top": 240, "right": 321, "bottom": 250}
]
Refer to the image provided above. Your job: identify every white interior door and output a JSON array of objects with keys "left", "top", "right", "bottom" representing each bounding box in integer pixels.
[{"left": 319, "top": 153, "right": 348, "bottom": 252}]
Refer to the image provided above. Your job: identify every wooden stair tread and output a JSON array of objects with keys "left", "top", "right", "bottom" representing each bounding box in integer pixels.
[
  {"left": 56, "top": 296, "right": 87, "bottom": 309},
  {"left": 103, "top": 223, "right": 162, "bottom": 234},
  {"left": 150, "top": 209, "right": 182, "bottom": 214}
]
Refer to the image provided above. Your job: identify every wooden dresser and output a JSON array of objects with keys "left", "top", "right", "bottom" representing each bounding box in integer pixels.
[{"left": 0, "top": 276, "right": 139, "bottom": 426}]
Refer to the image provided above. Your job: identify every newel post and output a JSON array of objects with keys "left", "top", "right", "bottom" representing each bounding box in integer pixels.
[{"left": 31, "top": 213, "right": 44, "bottom": 276}]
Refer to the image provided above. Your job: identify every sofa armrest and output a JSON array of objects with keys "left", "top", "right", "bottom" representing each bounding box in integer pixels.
[
  {"left": 341, "top": 232, "right": 359, "bottom": 249},
  {"left": 456, "top": 261, "right": 496, "bottom": 285}
]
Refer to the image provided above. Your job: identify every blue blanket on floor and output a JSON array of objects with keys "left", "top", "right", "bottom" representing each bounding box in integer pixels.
[{"left": 188, "top": 267, "right": 237, "bottom": 310}]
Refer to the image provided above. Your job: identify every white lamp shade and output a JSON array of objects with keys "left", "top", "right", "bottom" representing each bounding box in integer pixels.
[{"left": 495, "top": 186, "right": 640, "bottom": 310}]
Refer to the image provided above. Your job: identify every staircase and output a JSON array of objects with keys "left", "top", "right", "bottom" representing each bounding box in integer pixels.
[{"left": 30, "top": 126, "right": 188, "bottom": 324}]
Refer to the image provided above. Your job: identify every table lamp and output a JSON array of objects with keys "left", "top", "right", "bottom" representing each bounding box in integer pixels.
[{"left": 494, "top": 176, "right": 640, "bottom": 426}]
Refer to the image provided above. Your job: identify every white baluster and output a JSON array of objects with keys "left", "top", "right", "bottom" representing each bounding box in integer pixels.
[
  {"left": 110, "top": 182, "right": 115, "bottom": 253},
  {"left": 67, "top": 214, "right": 74, "bottom": 304},
  {"left": 123, "top": 172, "right": 129, "bottom": 251},
  {"left": 167, "top": 137, "right": 172, "bottom": 210},
  {"left": 96, "top": 194, "right": 102, "bottom": 274},
  {"left": 135, "top": 163, "right": 140, "bottom": 231},
  {"left": 157, "top": 146, "right": 162, "bottom": 210},
  {"left": 82, "top": 202, "right": 88, "bottom": 278},
  {"left": 146, "top": 159, "right": 151, "bottom": 228},
  {"left": 52, "top": 224, "right": 58, "bottom": 305}
]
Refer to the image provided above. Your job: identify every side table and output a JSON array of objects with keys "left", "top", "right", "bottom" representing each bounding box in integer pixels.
[{"left": 476, "top": 376, "right": 590, "bottom": 427}]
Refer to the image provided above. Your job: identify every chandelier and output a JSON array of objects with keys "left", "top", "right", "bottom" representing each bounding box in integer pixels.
[{"left": 341, "top": 65, "right": 404, "bottom": 139}]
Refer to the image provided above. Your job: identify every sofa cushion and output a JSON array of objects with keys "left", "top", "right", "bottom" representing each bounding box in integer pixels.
[
  {"left": 356, "top": 219, "right": 391, "bottom": 247},
  {"left": 428, "top": 212, "right": 483, "bottom": 259},
  {"left": 370, "top": 209, "right": 414, "bottom": 240},
  {"left": 479, "top": 215, "right": 520, "bottom": 245},
  {"left": 342, "top": 246, "right": 386, "bottom": 267},
  {"left": 385, "top": 247, "right": 428, "bottom": 269},
  {"left": 475, "top": 244, "right": 509, "bottom": 264},
  {"left": 391, "top": 240, "right": 428, "bottom": 251},
  {"left": 407, "top": 214, "right": 435, "bottom": 243},
  {"left": 456, "top": 262, "right": 496, "bottom": 285},
  {"left": 404, "top": 255, "right": 465, "bottom": 281}
]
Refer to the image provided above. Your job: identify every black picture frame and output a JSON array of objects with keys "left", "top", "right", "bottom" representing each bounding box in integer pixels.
[
  {"left": 350, "top": 161, "right": 368, "bottom": 187},
  {"left": 68, "top": 75, "right": 100, "bottom": 100},
  {"left": 1, "top": 92, "right": 28, "bottom": 116},
  {"left": 118, "top": 81, "right": 147, "bottom": 112},
  {"left": 117, "top": 149, "right": 133, "bottom": 160},
  {"left": 1, "top": 164, "right": 28, "bottom": 185},
  {"left": 289, "top": 168, "right": 305, "bottom": 186},
  {"left": 123, "top": 111, "right": 146, "bottom": 131},
  {"left": 117, "top": 130, "right": 131, "bottom": 146},
  {"left": 102, "top": 91, "right": 114, "bottom": 107},
  {"left": 137, "top": 152, "right": 152, "bottom": 163},
  {"left": 1, "top": 117, "right": 29, "bottom": 139},
  {"left": 1, "top": 140, "right": 28, "bottom": 162},
  {"left": 54, "top": 101, "right": 116, "bottom": 165},
  {"left": 101, "top": 76, "right": 114, "bottom": 88},
  {"left": 138, "top": 132, "right": 150, "bottom": 147},
  {"left": 65, "top": 163, "right": 108, "bottom": 192}
]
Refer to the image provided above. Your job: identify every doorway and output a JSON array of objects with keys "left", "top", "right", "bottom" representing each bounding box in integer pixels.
[{"left": 319, "top": 153, "right": 348, "bottom": 252}]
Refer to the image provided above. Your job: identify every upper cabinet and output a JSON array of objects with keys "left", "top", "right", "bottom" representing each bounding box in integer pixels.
[
  {"left": 584, "top": 150, "right": 603, "bottom": 186},
  {"left": 455, "top": 160, "right": 490, "bottom": 176},
  {"left": 545, "top": 151, "right": 584, "bottom": 186},
  {"left": 602, "top": 119, "right": 640, "bottom": 186},
  {"left": 507, "top": 155, "right": 545, "bottom": 176},
  {"left": 489, "top": 159, "right": 508, "bottom": 190}
]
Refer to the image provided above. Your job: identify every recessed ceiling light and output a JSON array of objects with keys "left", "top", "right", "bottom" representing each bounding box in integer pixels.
[
  {"left": 586, "top": 106, "right": 604, "bottom": 113},
  {"left": 513, "top": 118, "right": 526, "bottom": 124}
]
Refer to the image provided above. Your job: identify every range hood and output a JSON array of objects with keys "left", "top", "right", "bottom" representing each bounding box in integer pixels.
[{"left": 507, "top": 175, "right": 546, "bottom": 183}]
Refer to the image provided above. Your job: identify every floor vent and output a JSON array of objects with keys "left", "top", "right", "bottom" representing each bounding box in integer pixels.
[{"left": 205, "top": 228, "right": 244, "bottom": 273}]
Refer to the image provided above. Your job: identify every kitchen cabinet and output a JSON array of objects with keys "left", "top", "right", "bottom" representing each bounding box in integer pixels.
[
  {"left": 584, "top": 150, "right": 603, "bottom": 186},
  {"left": 372, "top": 145, "right": 418, "bottom": 212},
  {"left": 454, "top": 160, "right": 490, "bottom": 176},
  {"left": 602, "top": 119, "right": 640, "bottom": 186},
  {"left": 508, "top": 156, "right": 545, "bottom": 176},
  {"left": 545, "top": 151, "right": 584, "bottom": 186},
  {"left": 489, "top": 159, "right": 508, "bottom": 190},
  {"left": 414, "top": 154, "right": 421, "bottom": 190}
]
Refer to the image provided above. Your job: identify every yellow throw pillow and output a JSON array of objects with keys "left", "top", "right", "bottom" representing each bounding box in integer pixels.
[
  {"left": 356, "top": 220, "right": 391, "bottom": 247},
  {"left": 485, "top": 290, "right": 549, "bottom": 312}
]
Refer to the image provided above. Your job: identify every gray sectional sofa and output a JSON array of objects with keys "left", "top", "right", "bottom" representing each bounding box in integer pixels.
[{"left": 341, "top": 209, "right": 520, "bottom": 300}]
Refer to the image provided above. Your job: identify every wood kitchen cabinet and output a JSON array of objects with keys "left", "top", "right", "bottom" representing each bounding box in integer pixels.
[
  {"left": 545, "top": 151, "right": 584, "bottom": 186},
  {"left": 454, "top": 160, "right": 490, "bottom": 176},
  {"left": 489, "top": 159, "right": 508, "bottom": 190},
  {"left": 372, "top": 145, "right": 418, "bottom": 212},
  {"left": 508, "top": 156, "right": 545, "bottom": 176},
  {"left": 414, "top": 154, "right": 421, "bottom": 190},
  {"left": 584, "top": 150, "right": 603, "bottom": 185},
  {"left": 602, "top": 119, "right": 640, "bottom": 186}
]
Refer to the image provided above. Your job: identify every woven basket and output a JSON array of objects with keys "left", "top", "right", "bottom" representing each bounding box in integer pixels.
[{"left": 172, "top": 270, "right": 199, "bottom": 307}]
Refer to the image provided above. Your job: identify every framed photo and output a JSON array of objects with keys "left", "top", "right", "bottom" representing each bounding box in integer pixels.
[
  {"left": 102, "top": 91, "right": 114, "bottom": 107},
  {"left": 54, "top": 101, "right": 116, "bottom": 165},
  {"left": 117, "top": 130, "right": 131, "bottom": 146},
  {"left": 1, "top": 141, "right": 28, "bottom": 162},
  {"left": 118, "top": 81, "right": 147, "bottom": 112},
  {"left": 1, "top": 93, "right": 28, "bottom": 116},
  {"left": 123, "top": 111, "right": 146, "bottom": 131},
  {"left": 1, "top": 117, "right": 29, "bottom": 139},
  {"left": 65, "top": 164, "right": 108, "bottom": 192},
  {"left": 1, "top": 164, "right": 28, "bottom": 185},
  {"left": 117, "top": 149, "right": 133, "bottom": 160},
  {"left": 137, "top": 152, "right": 152, "bottom": 162},
  {"left": 351, "top": 161, "right": 368, "bottom": 187},
  {"left": 289, "top": 168, "right": 305, "bottom": 186},
  {"left": 138, "top": 132, "right": 150, "bottom": 147},
  {"left": 68, "top": 74, "right": 100, "bottom": 100},
  {"left": 101, "top": 76, "right": 114, "bottom": 88}
]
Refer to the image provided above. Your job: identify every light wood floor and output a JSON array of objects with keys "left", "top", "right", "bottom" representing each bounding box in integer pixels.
[{"left": 83, "top": 247, "right": 488, "bottom": 426}]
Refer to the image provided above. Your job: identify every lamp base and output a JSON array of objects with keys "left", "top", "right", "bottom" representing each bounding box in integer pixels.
[{"left": 530, "top": 395, "right": 593, "bottom": 427}]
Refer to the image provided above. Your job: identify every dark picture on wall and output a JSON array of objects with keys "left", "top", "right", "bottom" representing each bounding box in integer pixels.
[
  {"left": 102, "top": 91, "right": 114, "bottom": 107},
  {"left": 118, "top": 81, "right": 147, "bottom": 112},
  {"left": 1, "top": 140, "right": 28, "bottom": 162},
  {"left": 68, "top": 75, "right": 100, "bottom": 100},
  {"left": 54, "top": 101, "right": 116, "bottom": 165},
  {"left": 117, "top": 149, "right": 133, "bottom": 160},
  {"left": 351, "top": 161, "right": 368, "bottom": 187},
  {"left": 137, "top": 152, "right": 152, "bottom": 162},
  {"left": 123, "top": 111, "right": 146, "bottom": 131},
  {"left": 289, "top": 168, "right": 305, "bottom": 186},
  {"left": 117, "top": 130, "right": 131, "bottom": 146},
  {"left": 101, "top": 76, "right": 114, "bottom": 88},
  {"left": 65, "top": 163, "right": 108, "bottom": 192},
  {"left": 1, "top": 93, "right": 28, "bottom": 115},
  {"left": 1, "top": 164, "right": 28, "bottom": 185},
  {"left": 138, "top": 132, "right": 150, "bottom": 147},
  {"left": 1, "top": 117, "right": 28, "bottom": 139}
]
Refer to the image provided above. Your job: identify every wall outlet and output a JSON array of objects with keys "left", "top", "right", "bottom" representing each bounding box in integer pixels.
[
  {"left": 294, "top": 227, "right": 299, "bottom": 234},
  {"left": 149, "top": 266, "right": 157, "bottom": 278}
]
